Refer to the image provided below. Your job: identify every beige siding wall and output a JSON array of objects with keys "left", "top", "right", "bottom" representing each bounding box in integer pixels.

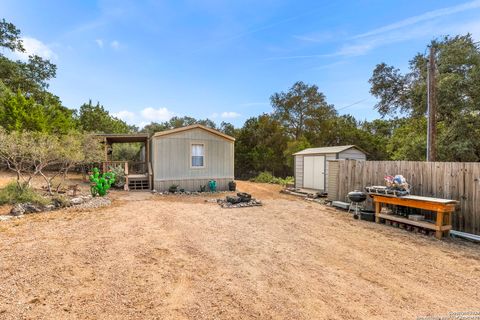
[
  {"left": 338, "top": 148, "right": 366, "bottom": 160},
  {"left": 154, "top": 178, "right": 231, "bottom": 192},
  {"left": 324, "top": 153, "right": 337, "bottom": 192},
  {"left": 327, "top": 160, "right": 339, "bottom": 201},
  {"left": 152, "top": 128, "right": 234, "bottom": 191},
  {"left": 294, "top": 155, "right": 304, "bottom": 188}
]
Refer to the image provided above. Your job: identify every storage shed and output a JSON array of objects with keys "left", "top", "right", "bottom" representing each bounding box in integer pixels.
[
  {"left": 293, "top": 145, "right": 366, "bottom": 192},
  {"left": 151, "top": 124, "right": 235, "bottom": 191}
]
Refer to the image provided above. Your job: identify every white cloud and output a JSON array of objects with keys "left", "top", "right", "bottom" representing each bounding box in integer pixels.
[
  {"left": 221, "top": 112, "right": 241, "bottom": 119},
  {"left": 451, "top": 19, "right": 480, "bottom": 41},
  {"left": 95, "top": 39, "right": 104, "bottom": 48},
  {"left": 14, "top": 37, "right": 57, "bottom": 60},
  {"left": 112, "top": 110, "right": 135, "bottom": 122},
  {"left": 211, "top": 111, "right": 241, "bottom": 119},
  {"left": 141, "top": 107, "right": 174, "bottom": 121},
  {"left": 335, "top": 43, "right": 373, "bottom": 57},
  {"left": 338, "top": 0, "right": 480, "bottom": 57},
  {"left": 353, "top": 0, "right": 480, "bottom": 39},
  {"left": 138, "top": 121, "right": 150, "bottom": 129},
  {"left": 293, "top": 32, "right": 334, "bottom": 43},
  {"left": 110, "top": 40, "right": 120, "bottom": 49},
  {"left": 268, "top": 0, "right": 480, "bottom": 61}
]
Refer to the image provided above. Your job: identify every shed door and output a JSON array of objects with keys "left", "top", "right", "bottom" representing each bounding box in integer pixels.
[{"left": 303, "top": 156, "right": 325, "bottom": 190}]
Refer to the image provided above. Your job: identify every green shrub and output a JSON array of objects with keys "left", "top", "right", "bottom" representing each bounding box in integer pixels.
[
  {"left": 168, "top": 184, "right": 178, "bottom": 193},
  {"left": 250, "top": 172, "right": 294, "bottom": 186},
  {"left": 109, "top": 165, "right": 126, "bottom": 187},
  {"left": 0, "top": 182, "right": 49, "bottom": 205},
  {"left": 250, "top": 171, "right": 275, "bottom": 183}
]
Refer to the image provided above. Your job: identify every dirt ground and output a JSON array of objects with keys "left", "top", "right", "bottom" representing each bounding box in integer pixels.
[{"left": 0, "top": 173, "right": 479, "bottom": 319}]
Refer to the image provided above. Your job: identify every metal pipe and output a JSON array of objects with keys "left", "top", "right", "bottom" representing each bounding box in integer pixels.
[{"left": 450, "top": 230, "right": 480, "bottom": 242}]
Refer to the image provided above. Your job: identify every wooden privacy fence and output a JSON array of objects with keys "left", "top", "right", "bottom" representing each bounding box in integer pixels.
[{"left": 327, "top": 160, "right": 480, "bottom": 235}]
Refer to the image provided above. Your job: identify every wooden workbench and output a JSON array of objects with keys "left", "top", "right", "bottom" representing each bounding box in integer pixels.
[{"left": 370, "top": 194, "right": 457, "bottom": 239}]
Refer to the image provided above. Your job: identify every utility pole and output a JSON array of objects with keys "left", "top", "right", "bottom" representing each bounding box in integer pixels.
[{"left": 427, "top": 45, "right": 437, "bottom": 162}]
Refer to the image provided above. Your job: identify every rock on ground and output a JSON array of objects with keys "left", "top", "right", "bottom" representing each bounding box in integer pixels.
[
  {"left": 10, "top": 203, "right": 43, "bottom": 216},
  {"left": 69, "top": 197, "right": 111, "bottom": 210}
]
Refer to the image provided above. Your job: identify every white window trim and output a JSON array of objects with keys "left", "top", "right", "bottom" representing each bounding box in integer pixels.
[{"left": 190, "top": 142, "right": 206, "bottom": 169}]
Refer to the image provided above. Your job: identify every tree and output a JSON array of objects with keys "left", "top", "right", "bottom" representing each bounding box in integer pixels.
[
  {"left": 0, "top": 129, "right": 62, "bottom": 191},
  {"left": 283, "top": 136, "right": 311, "bottom": 169},
  {"left": 0, "top": 129, "right": 103, "bottom": 192},
  {"left": 112, "top": 143, "right": 143, "bottom": 161},
  {"left": 358, "top": 119, "right": 396, "bottom": 160},
  {"left": 369, "top": 63, "right": 411, "bottom": 117},
  {"left": 167, "top": 116, "right": 198, "bottom": 128},
  {"left": 46, "top": 132, "right": 103, "bottom": 193},
  {"left": 141, "top": 122, "right": 169, "bottom": 134},
  {"left": 0, "top": 19, "right": 77, "bottom": 133},
  {"left": 0, "top": 55, "right": 57, "bottom": 99},
  {"left": 196, "top": 118, "right": 217, "bottom": 129},
  {"left": 219, "top": 121, "right": 236, "bottom": 137},
  {"left": 0, "top": 18, "right": 24, "bottom": 52},
  {"left": 386, "top": 118, "right": 427, "bottom": 161},
  {"left": 78, "top": 101, "right": 135, "bottom": 133},
  {"left": 0, "top": 86, "right": 76, "bottom": 134},
  {"left": 23, "top": 54, "right": 57, "bottom": 91},
  {"left": 1, "top": 19, "right": 57, "bottom": 98},
  {"left": 271, "top": 81, "right": 336, "bottom": 140},
  {"left": 140, "top": 116, "right": 217, "bottom": 134},
  {"left": 369, "top": 34, "right": 480, "bottom": 161},
  {"left": 235, "top": 114, "right": 289, "bottom": 178},
  {"left": 0, "top": 128, "right": 37, "bottom": 188}
]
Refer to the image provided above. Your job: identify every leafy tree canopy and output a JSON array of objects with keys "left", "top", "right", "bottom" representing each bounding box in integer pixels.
[
  {"left": 0, "top": 18, "right": 24, "bottom": 52},
  {"left": 369, "top": 34, "right": 480, "bottom": 161},
  {"left": 271, "top": 81, "right": 337, "bottom": 140},
  {"left": 0, "top": 83, "right": 76, "bottom": 134},
  {"left": 77, "top": 101, "right": 137, "bottom": 134},
  {"left": 235, "top": 114, "right": 289, "bottom": 178},
  {"left": 141, "top": 116, "right": 217, "bottom": 134},
  {"left": 0, "top": 19, "right": 74, "bottom": 133}
]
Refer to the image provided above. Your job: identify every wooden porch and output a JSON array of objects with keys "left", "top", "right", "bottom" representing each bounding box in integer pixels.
[
  {"left": 98, "top": 133, "right": 152, "bottom": 191},
  {"left": 102, "top": 160, "right": 152, "bottom": 191}
]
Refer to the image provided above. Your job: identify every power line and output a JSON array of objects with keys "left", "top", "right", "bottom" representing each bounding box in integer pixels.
[{"left": 337, "top": 98, "right": 369, "bottom": 111}]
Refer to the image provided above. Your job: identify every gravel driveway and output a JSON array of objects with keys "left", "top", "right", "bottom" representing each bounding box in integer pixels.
[{"left": 0, "top": 181, "right": 479, "bottom": 319}]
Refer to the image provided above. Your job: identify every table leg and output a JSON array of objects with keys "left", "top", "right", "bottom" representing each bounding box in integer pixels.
[
  {"left": 375, "top": 201, "right": 381, "bottom": 223},
  {"left": 435, "top": 210, "right": 444, "bottom": 240},
  {"left": 445, "top": 212, "right": 452, "bottom": 237}
]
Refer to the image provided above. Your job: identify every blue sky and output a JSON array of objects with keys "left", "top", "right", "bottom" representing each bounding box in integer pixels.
[{"left": 2, "top": 0, "right": 480, "bottom": 128}]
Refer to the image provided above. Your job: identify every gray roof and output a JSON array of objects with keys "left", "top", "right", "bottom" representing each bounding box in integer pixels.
[{"left": 293, "top": 145, "right": 361, "bottom": 155}]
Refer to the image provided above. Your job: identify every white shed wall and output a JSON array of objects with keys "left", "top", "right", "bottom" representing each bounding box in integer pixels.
[
  {"left": 293, "top": 147, "right": 365, "bottom": 192},
  {"left": 338, "top": 148, "right": 366, "bottom": 160},
  {"left": 294, "top": 152, "right": 337, "bottom": 192},
  {"left": 294, "top": 155, "right": 304, "bottom": 188}
]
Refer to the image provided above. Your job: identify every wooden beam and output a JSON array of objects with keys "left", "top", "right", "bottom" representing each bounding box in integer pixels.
[
  {"left": 427, "top": 45, "right": 437, "bottom": 161},
  {"left": 375, "top": 201, "right": 381, "bottom": 223},
  {"left": 377, "top": 213, "right": 452, "bottom": 232},
  {"left": 370, "top": 195, "right": 455, "bottom": 213},
  {"left": 436, "top": 210, "right": 444, "bottom": 239}
]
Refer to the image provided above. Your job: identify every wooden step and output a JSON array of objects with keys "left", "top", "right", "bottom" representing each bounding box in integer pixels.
[{"left": 128, "top": 178, "right": 149, "bottom": 190}]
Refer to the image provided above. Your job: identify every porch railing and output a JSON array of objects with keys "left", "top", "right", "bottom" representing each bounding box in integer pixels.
[{"left": 103, "top": 161, "right": 148, "bottom": 175}]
